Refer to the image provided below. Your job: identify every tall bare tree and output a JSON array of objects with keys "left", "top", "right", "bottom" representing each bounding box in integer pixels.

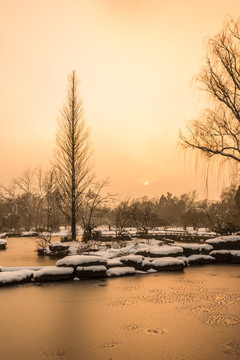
[
  {"left": 179, "top": 18, "right": 240, "bottom": 166},
  {"left": 54, "top": 71, "right": 93, "bottom": 240}
]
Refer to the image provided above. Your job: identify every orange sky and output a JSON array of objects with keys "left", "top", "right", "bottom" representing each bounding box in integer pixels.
[{"left": 0, "top": 0, "right": 239, "bottom": 199}]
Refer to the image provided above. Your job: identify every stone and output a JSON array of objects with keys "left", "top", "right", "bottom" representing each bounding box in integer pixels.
[
  {"left": 151, "top": 257, "right": 185, "bottom": 271},
  {"left": 209, "top": 250, "right": 231, "bottom": 262},
  {"left": 230, "top": 251, "right": 240, "bottom": 264},
  {"left": 75, "top": 265, "right": 107, "bottom": 278},
  {"left": 188, "top": 254, "right": 215, "bottom": 265}
]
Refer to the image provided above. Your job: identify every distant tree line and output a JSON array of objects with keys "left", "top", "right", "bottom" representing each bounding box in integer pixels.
[
  {"left": 112, "top": 187, "right": 240, "bottom": 236},
  {"left": 1, "top": 169, "right": 240, "bottom": 236}
]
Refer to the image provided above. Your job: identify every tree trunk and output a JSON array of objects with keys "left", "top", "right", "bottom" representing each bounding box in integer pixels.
[{"left": 71, "top": 73, "right": 76, "bottom": 241}]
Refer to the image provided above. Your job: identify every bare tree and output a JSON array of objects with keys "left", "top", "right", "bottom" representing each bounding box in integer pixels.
[
  {"left": 54, "top": 71, "right": 93, "bottom": 240},
  {"left": 14, "top": 168, "right": 37, "bottom": 231},
  {"left": 112, "top": 200, "right": 131, "bottom": 239},
  {"left": 179, "top": 18, "right": 240, "bottom": 165},
  {"left": 0, "top": 181, "right": 20, "bottom": 231},
  {"left": 0, "top": 181, "right": 18, "bottom": 216},
  {"left": 80, "top": 179, "right": 113, "bottom": 241},
  {"left": 129, "top": 198, "right": 160, "bottom": 235},
  {"left": 42, "top": 169, "right": 58, "bottom": 231}
]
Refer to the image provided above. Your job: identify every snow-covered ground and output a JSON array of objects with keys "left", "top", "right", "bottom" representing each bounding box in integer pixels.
[{"left": 19, "top": 226, "right": 217, "bottom": 238}]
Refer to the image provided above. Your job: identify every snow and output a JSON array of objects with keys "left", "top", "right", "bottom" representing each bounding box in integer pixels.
[
  {"left": 100, "top": 230, "right": 116, "bottom": 236},
  {"left": 49, "top": 242, "right": 69, "bottom": 248},
  {"left": 152, "top": 257, "right": 184, "bottom": 267},
  {"left": 132, "top": 243, "right": 149, "bottom": 249},
  {"left": 142, "top": 260, "right": 152, "bottom": 266},
  {"left": 56, "top": 255, "right": 107, "bottom": 267},
  {"left": 120, "top": 255, "right": 143, "bottom": 263},
  {"left": 188, "top": 254, "right": 215, "bottom": 262},
  {"left": 136, "top": 245, "right": 183, "bottom": 256},
  {"left": 0, "top": 269, "right": 34, "bottom": 284},
  {"left": 231, "top": 250, "right": 240, "bottom": 256},
  {"left": 91, "top": 249, "right": 122, "bottom": 259},
  {"left": 1, "top": 266, "right": 44, "bottom": 272},
  {"left": 0, "top": 240, "right": 7, "bottom": 245},
  {"left": 106, "top": 267, "right": 136, "bottom": 277},
  {"left": 21, "top": 231, "right": 38, "bottom": 236},
  {"left": 67, "top": 241, "right": 82, "bottom": 255},
  {"left": 34, "top": 266, "right": 74, "bottom": 279},
  {"left": 0, "top": 233, "right": 7, "bottom": 238},
  {"left": 209, "top": 250, "right": 231, "bottom": 255},
  {"left": 177, "top": 256, "right": 189, "bottom": 265},
  {"left": 174, "top": 243, "right": 213, "bottom": 251},
  {"left": 107, "top": 259, "right": 123, "bottom": 267},
  {"left": 147, "top": 268, "right": 158, "bottom": 273},
  {"left": 120, "top": 246, "right": 138, "bottom": 254}
]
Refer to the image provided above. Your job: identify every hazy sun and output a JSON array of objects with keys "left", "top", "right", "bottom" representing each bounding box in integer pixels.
[{"left": 144, "top": 182, "right": 148, "bottom": 186}]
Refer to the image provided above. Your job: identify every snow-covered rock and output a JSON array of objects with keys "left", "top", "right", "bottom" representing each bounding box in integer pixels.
[
  {"left": 135, "top": 245, "right": 183, "bottom": 258},
  {"left": 1, "top": 266, "right": 44, "bottom": 272},
  {"left": 176, "top": 256, "right": 189, "bottom": 266},
  {"left": 107, "top": 259, "right": 123, "bottom": 268},
  {"left": 151, "top": 257, "right": 185, "bottom": 271},
  {"left": 34, "top": 266, "right": 74, "bottom": 282},
  {"left": 205, "top": 235, "right": 240, "bottom": 250},
  {"left": 187, "top": 254, "right": 215, "bottom": 265},
  {"left": 49, "top": 242, "right": 70, "bottom": 251},
  {"left": 106, "top": 267, "right": 136, "bottom": 277},
  {"left": 56, "top": 255, "right": 108, "bottom": 268},
  {"left": 209, "top": 250, "right": 231, "bottom": 262},
  {"left": 76, "top": 265, "right": 107, "bottom": 278},
  {"left": 174, "top": 243, "right": 213, "bottom": 256},
  {"left": 0, "top": 269, "right": 34, "bottom": 286},
  {"left": 230, "top": 250, "right": 240, "bottom": 264},
  {"left": 0, "top": 239, "right": 7, "bottom": 250},
  {"left": 141, "top": 259, "right": 153, "bottom": 271},
  {"left": 119, "top": 255, "right": 144, "bottom": 270}
]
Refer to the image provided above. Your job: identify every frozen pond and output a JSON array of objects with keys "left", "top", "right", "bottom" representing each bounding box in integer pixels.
[
  {"left": 0, "top": 238, "right": 240, "bottom": 360},
  {"left": 0, "top": 237, "right": 59, "bottom": 267}
]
